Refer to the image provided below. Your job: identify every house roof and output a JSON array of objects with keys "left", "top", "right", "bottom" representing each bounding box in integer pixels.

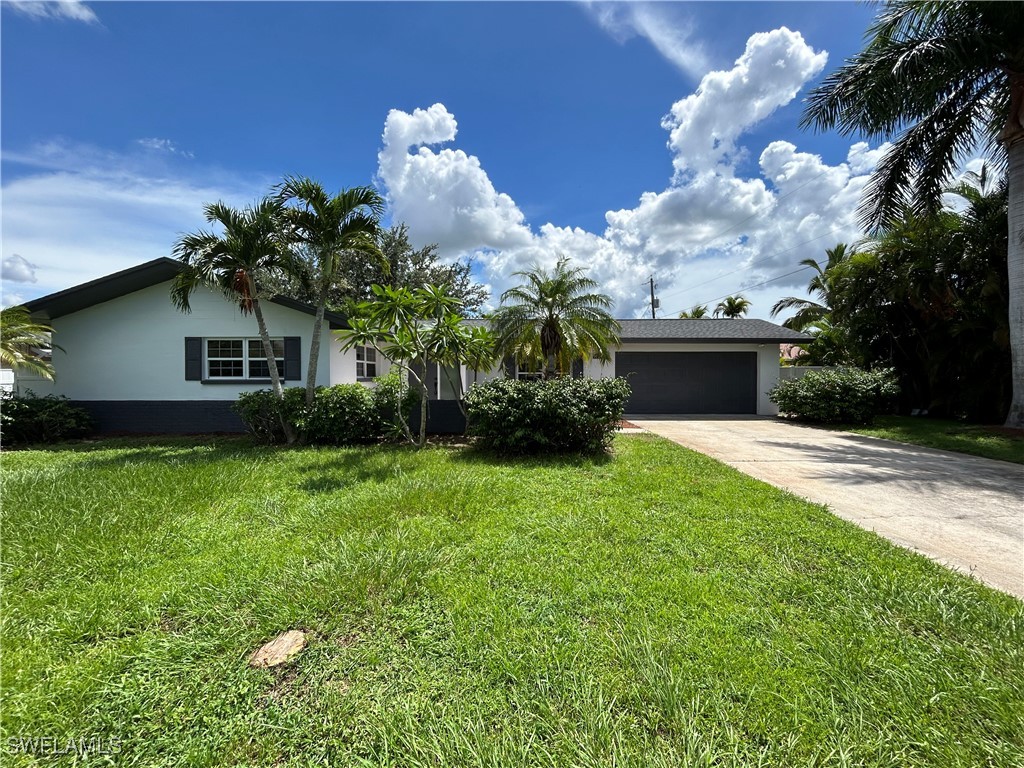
[
  {"left": 464, "top": 317, "right": 809, "bottom": 344},
  {"left": 23, "top": 257, "right": 348, "bottom": 327},
  {"left": 615, "top": 318, "right": 810, "bottom": 343}
]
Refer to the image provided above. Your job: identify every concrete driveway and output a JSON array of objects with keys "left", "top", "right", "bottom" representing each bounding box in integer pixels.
[{"left": 627, "top": 415, "right": 1024, "bottom": 598}]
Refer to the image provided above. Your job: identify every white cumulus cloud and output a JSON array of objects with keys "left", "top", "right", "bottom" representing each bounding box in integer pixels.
[
  {"left": 375, "top": 27, "right": 875, "bottom": 319},
  {"left": 2, "top": 253, "right": 39, "bottom": 284},
  {"left": 378, "top": 104, "right": 533, "bottom": 257},
  {"left": 662, "top": 27, "right": 827, "bottom": 178}
]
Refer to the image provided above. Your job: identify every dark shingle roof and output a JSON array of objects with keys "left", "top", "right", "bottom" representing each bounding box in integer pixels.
[
  {"left": 616, "top": 318, "right": 810, "bottom": 343},
  {"left": 463, "top": 317, "right": 809, "bottom": 343},
  {"left": 24, "top": 257, "right": 347, "bottom": 327}
]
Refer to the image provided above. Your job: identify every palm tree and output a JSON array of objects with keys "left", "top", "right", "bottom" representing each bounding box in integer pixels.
[
  {"left": 770, "top": 244, "right": 853, "bottom": 330},
  {"left": 1, "top": 306, "right": 59, "bottom": 380},
  {"left": 801, "top": 0, "right": 1024, "bottom": 426},
  {"left": 276, "top": 178, "right": 385, "bottom": 405},
  {"left": 678, "top": 305, "right": 710, "bottom": 318},
  {"left": 713, "top": 295, "right": 751, "bottom": 319},
  {"left": 171, "top": 198, "right": 300, "bottom": 440},
  {"left": 491, "top": 257, "right": 620, "bottom": 377}
]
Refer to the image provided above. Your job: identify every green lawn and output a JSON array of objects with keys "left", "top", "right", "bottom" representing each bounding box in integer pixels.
[
  {"left": 844, "top": 415, "right": 1024, "bottom": 464},
  {"left": 2, "top": 435, "right": 1022, "bottom": 767}
]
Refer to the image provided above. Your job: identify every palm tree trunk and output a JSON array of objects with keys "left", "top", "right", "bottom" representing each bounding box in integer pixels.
[
  {"left": 305, "top": 283, "right": 328, "bottom": 407},
  {"left": 251, "top": 291, "right": 297, "bottom": 444},
  {"left": 1005, "top": 134, "right": 1024, "bottom": 428}
]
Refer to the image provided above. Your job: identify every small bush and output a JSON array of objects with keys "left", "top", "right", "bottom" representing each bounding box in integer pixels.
[
  {"left": 465, "top": 376, "right": 630, "bottom": 454},
  {"left": 1, "top": 391, "right": 94, "bottom": 445},
  {"left": 769, "top": 367, "right": 898, "bottom": 424},
  {"left": 301, "top": 384, "right": 380, "bottom": 445},
  {"left": 370, "top": 371, "right": 420, "bottom": 440},
  {"left": 233, "top": 387, "right": 307, "bottom": 444},
  {"left": 234, "top": 385, "right": 389, "bottom": 445}
]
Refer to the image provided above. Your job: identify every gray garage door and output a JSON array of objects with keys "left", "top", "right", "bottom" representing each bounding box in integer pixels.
[{"left": 615, "top": 351, "right": 757, "bottom": 414}]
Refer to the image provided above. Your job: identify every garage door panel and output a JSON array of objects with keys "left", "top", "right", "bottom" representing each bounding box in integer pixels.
[{"left": 615, "top": 351, "right": 757, "bottom": 413}]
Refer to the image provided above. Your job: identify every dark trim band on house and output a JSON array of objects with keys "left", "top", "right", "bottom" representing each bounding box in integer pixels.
[{"left": 72, "top": 401, "right": 247, "bottom": 434}]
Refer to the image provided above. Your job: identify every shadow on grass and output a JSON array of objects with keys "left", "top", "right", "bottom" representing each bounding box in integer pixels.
[
  {"left": 9, "top": 435, "right": 260, "bottom": 465},
  {"left": 451, "top": 443, "right": 614, "bottom": 469},
  {"left": 292, "top": 449, "right": 418, "bottom": 494}
]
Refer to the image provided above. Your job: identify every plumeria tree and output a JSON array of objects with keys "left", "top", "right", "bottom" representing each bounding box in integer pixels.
[{"left": 336, "top": 284, "right": 494, "bottom": 448}]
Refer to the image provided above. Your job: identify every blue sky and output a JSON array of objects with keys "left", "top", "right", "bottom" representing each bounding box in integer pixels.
[{"left": 2, "top": 1, "right": 900, "bottom": 319}]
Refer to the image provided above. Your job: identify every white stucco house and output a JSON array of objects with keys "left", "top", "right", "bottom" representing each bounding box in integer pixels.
[{"left": 20, "top": 258, "right": 809, "bottom": 433}]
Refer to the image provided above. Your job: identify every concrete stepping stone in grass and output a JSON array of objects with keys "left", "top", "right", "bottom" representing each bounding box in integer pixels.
[{"left": 249, "top": 630, "right": 307, "bottom": 668}]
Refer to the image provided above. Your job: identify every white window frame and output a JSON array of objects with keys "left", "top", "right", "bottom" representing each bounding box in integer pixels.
[
  {"left": 355, "top": 345, "right": 378, "bottom": 380},
  {"left": 515, "top": 360, "right": 544, "bottom": 381},
  {"left": 205, "top": 337, "right": 284, "bottom": 381}
]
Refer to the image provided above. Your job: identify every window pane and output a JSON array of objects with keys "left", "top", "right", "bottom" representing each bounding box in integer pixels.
[
  {"left": 356, "top": 361, "right": 365, "bottom": 378},
  {"left": 249, "top": 360, "right": 285, "bottom": 378},
  {"left": 365, "top": 348, "right": 377, "bottom": 363},
  {"left": 248, "top": 339, "right": 284, "bottom": 358},
  {"left": 209, "top": 360, "right": 244, "bottom": 377},
  {"left": 208, "top": 339, "right": 243, "bottom": 358},
  {"left": 356, "top": 346, "right": 366, "bottom": 362}
]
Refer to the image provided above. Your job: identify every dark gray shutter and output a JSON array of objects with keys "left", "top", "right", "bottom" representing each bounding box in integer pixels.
[
  {"left": 502, "top": 355, "right": 516, "bottom": 378},
  {"left": 185, "top": 337, "right": 203, "bottom": 381},
  {"left": 283, "top": 337, "right": 301, "bottom": 381},
  {"left": 571, "top": 358, "right": 584, "bottom": 378}
]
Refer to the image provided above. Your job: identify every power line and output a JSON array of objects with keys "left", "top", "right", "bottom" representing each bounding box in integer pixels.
[
  {"left": 667, "top": 262, "right": 818, "bottom": 317},
  {"left": 657, "top": 227, "right": 845, "bottom": 306}
]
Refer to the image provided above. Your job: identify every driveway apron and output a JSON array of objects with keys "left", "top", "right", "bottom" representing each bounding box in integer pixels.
[{"left": 627, "top": 415, "right": 1024, "bottom": 599}]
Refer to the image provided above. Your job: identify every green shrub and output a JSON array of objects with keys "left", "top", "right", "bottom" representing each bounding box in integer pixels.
[
  {"left": 464, "top": 376, "right": 630, "bottom": 454},
  {"left": 232, "top": 388, "right": 306, "bottom": 444},
  {"left": 301, "top": 384, "right": 380, "bottom": 445},
  {"left": 234, "top": 384, "right": 390, "bottom": 445},
  {"left": 370, "top": 371, "right": 420, "bottom": 440},
  {"left": 1, "top": 391, "right": 94, "bottom": 445},
  {"left": 769, "top": 367, "right": 898, "bottom": 424}
]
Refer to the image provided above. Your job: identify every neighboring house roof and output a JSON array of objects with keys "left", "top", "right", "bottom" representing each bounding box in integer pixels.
[
  {"left": 464, "top": 317, "right": 810, "bottom": 343},
  {"left": 616, "top": 318, "right": 810, "bottom": 343},
  {"left": 22, "top": 257, "right": 348, "bottom": 327}
]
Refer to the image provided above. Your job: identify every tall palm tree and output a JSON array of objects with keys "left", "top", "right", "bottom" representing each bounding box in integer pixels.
[
  {"left": 770, "top": 244, "right": 853, "bottom": 330},
  {"left": 1, "top": 306, "right": 59, "bottom": 380},
  {"left": 713, "top": 295, "right": 751, "bottom": 319},
  {"left": 491, "top": 257, "right": 620, "bottom": 377},
  {"left": 276, "top": 178, "right": 385, "bottom": 405},
  {"left": 171, "top": 198, "right": 300, "bottom": 442},
  {"left": 801, "top": 0, "right": 1024, "bottom": 426},
  {"left": 678, "top": 305, "right": 710, "bottom": 318}
]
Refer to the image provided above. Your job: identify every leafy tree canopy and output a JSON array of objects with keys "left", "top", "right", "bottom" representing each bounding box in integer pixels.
[{"left": 266, "top": 224, "right": 489, "bottom": 316}]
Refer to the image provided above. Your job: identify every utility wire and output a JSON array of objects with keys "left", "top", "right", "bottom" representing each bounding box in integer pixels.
[
  {"left": 657, "top": 226, "right": 845, "bottom": 306},
  {"left": 666, "top": 262, "right": 819, "bottom": 318}
]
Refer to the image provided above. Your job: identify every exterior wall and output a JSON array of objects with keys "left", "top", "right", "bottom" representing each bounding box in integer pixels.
[
  {"left": 329, "top": 339, "right": 392, "bottom": 387},
  {"left": 36, "top": 281, "right": 333, "bottom": 401},
  {"left": 584, "top": 343, "right": 781, "bottom": 416}
]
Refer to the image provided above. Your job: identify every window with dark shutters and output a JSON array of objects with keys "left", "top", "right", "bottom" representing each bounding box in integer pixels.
[{"left": 188, "top": 336, "right": 301, "bottom": 382}]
